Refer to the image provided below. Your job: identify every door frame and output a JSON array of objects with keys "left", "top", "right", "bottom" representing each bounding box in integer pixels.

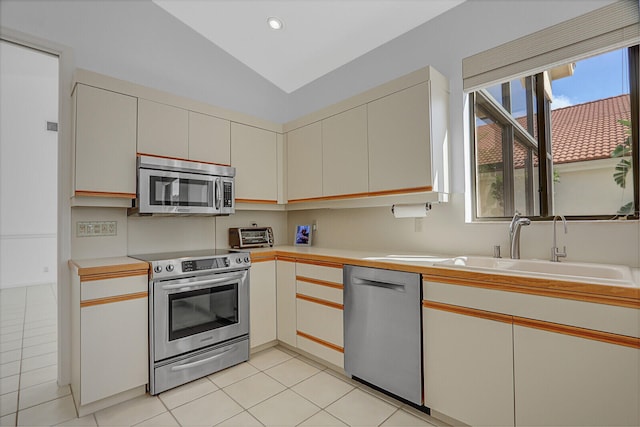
[{"left": 0, "top": 26, "right": 74, "bottom": 386}]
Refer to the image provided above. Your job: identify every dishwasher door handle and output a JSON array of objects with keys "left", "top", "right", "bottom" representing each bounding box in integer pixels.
[{"left": 351, "top": 277, "right": 406, "bottom": 291}]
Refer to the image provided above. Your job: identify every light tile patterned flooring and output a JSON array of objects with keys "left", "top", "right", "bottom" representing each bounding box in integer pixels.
[{"left": 1, "top": 285, "right": 443, "bottom": 426}]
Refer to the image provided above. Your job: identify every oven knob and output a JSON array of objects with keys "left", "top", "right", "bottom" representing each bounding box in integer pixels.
[
  {"left": 236, "top": 257, "right": 242, "bottom": 264},
  {"left": 244, "top": 256, "right": 250, "bottom": 263},
  {"left": 153, "top": 265, "right": 162, "bottom": 274},
  {"left": 166, "top": 264, "right": 174, "bottom": 272}
]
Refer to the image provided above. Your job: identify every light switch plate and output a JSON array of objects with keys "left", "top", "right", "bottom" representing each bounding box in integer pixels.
[{"left": 77, "top": 221, "right": 117, "bottom": 237}]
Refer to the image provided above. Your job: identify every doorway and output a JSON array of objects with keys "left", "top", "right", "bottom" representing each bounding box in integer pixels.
[{"left": 0, "top": 39, "right": 60, "bottom": 419}]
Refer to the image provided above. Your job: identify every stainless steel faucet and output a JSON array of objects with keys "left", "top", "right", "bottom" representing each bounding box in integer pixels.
[
  {"left": 551, "top": 215, "right": 568, "bottom": 262},
  {"left": 509, "top": 212, "right": 531, "bottom": 259}
]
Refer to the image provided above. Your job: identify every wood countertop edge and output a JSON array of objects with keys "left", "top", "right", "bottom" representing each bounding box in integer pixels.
[
  {"left": 268, "top": 250, "right": 640, "bottom": 306},
  {"left": 68, "top": 259, "right": 149, "bottom": 278}
]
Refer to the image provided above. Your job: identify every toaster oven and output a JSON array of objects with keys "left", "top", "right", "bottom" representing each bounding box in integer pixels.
[{"left": 229, "top": 227, "right": 273, "bottom": 248}]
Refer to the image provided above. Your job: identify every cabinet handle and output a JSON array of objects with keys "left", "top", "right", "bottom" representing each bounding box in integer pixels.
[
  {"left": 161, "top": 273, "right": 244, "bottom": 291},
  {"left": 170, "top": 347, "right": 236, "bottom": 371},
  {"left": 351, "top": 277, "right": 405, "bottom": 291}
]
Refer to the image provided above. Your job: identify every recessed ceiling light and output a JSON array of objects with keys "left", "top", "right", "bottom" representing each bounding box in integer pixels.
[{"left": 267, "top": 17, "right": 283, "bottom": 30}]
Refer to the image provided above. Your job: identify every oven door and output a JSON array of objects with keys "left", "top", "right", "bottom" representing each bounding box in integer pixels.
[
  {"left": 139, "top": 168, "right": 221, "bottom": 215},
  {"left": 153, "top": 270, "right": 249, "bottom": 361}
]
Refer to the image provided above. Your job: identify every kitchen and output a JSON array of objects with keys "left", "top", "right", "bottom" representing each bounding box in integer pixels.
[{"left": 1, "top": 0, "right": 639, "bottom": 426}]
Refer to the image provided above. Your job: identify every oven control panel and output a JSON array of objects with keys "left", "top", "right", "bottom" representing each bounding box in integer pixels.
[{"left": 147, "top": 253, "right": 250, "bottom": 279}]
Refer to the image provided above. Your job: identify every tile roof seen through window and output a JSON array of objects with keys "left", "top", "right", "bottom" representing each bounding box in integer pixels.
[{"left": 476, "top": 94, "right": 631, "bottom": 167}]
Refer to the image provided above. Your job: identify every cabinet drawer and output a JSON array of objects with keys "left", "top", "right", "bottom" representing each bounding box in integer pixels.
[
  {"left": 297, "top": 279, "right": 342, "bottom": 304},
  {"left": 296, "top": 262, "right": 343, "bottom": 284},
  {"left": 81, "top": 274, "right": 147, "bottom": 302},
  {"left": 297, "top": 333, "right": 344, "bottom": 368},
  {"left": 296, "top": 298, "right": 343, "bottom": 346}
]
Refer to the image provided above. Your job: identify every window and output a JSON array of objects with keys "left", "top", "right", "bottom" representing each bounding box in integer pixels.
[{"left": 471, "top": 45, "right": 639, "bottom": 220}]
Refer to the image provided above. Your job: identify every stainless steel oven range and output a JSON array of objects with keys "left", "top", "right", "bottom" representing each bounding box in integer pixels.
[{"left": 131, "top": 250, "right": 251, "bottom": 395}]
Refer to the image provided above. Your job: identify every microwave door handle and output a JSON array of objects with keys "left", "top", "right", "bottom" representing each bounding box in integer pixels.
[
  {"left": 214, "top": 177, "right": 222, "bottom": 210},
  {"left": 161, "top": 273, "right": 245, "bottom": 291}
]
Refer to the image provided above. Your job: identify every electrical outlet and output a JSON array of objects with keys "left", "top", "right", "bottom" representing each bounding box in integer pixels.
[
  {"left": 77, "top": 221, "right": 117, "bottom": 237},
  {"left": 312, "top": 220, "right": 317, "bottom": 231}
]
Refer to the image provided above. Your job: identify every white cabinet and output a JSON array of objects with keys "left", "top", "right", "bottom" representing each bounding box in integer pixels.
[
  {"left": 284, "top": 66, "right": 449, "bottom": 205},
  {"left": 231, "top": 123, "right": 278, "bottom": 203},
  {"left": 295, "top": 262, "right": 344, "bottom": 368},
  {"left": 69, "top": 261, "right": 149, "bottom": 414},
  {"left": 423, "top": 305, "right": 514, "bottom": 427},
  {"left": 287, "top": 122, "right": 323, "bottom": 201},
  {"left": 322, "top": 106, "right": 368, "bottom": 197},
  {"left": 276, "top": 259, "right": 297, "bottom": 347},
  {"left": 368, "top": 82, "right": 432, "bottom": 193},
  {"left": 188, "top": 111, "right": 231, "bottom": 165},
  {"left": 423, "top": 277, "right": 640, "bottom": 427},
  {"left": 514, "top": 325, "right": 640, "bottom": 427},
  {"left": 80, "top": 294, "right": 148, "bottom": 405},
  {"left": 137, "top": 98, "right": 189, "bottom": 159},
  {"left": 249, "top": 261, "right": 277, "bottom": 349},
  {"left": 73, "top": 84, "right": 137, "bottom": 198}
]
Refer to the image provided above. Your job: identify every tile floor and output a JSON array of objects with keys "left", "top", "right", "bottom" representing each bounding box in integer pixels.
[{"left": 1, "top": 285, "right": 444, "bottom": 426}]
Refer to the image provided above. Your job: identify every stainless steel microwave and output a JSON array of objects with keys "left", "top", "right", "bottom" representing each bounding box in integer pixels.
[{"left": 130, "top": 155, "right": 235, "bottom": 216}]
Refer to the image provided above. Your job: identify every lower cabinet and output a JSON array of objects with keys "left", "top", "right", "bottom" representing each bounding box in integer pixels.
[
  {"left": 423, "top": 279, "right": 640, "bottom": 427},
  {"left": 249, "top": 260, "right": 277, "bottom": 349},
  {"left": 423, "top": 304, "right": 515, "bottom": 427},
  {"left": 276, "top": 259, "right": 297, "bottom": 347},
  {"left": 514, "top": 325, "right": 640, "bottom": 427},
  {"left": 69, "top": 263, "right": 149, "bottom": 415},
  {"left": 80, "top": 296, "right": 148, "bottom": 405},
  {"left": 294, "top": 261, "right": 344, "bottom": 368}
]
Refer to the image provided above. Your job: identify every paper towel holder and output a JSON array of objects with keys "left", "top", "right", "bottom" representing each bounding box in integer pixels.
[{"left": 391, "top": 202, "right": 432, "bottom": 215}]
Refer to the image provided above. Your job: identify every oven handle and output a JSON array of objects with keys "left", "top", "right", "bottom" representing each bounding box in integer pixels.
[
  {"left": 170, "top": 347, "right": 236, "bottom": 372},
  {"left": 161, "top": 273, "right": 245, "bottom": 291}
]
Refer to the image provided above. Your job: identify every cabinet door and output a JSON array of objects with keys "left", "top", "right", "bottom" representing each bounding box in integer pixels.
[
  {"left": 188, "top": 111, "right": 231, "bottom": 165},
  {"left": 80, "top": 296, "right": 148, "bottom": 405},
  {"left": 423, "top": 306, "right": 514, "bottom": 427},
  {"left": 75, "top": 85, "right": 137, "bottom": 196},
  {"left": 368, "top": 82, "right": 432, "bottom": 193},
  {"left": 249, "top": 261, "right": 277, "bottom": 349},
  {"left": 287, "top": 122, "right": 323, "bottom": 201},
  {"left": 514, "top": 325, "right": 639, "bottom": 426},
  {"left": 322, "top": 106, "right": 368, "bottom": 197},
  {"left": 276, "top": 260, "right": 296, "bottom": 347},
  {"left": 231, "top": 123, "right": 278, "bottom": 202},
  {"left": 137, "top": 98, "right": 188, "bottom": 159}
]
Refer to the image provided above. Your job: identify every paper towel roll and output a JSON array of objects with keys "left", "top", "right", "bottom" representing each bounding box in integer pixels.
[{"left": 392, "top": 203, "right": 430, "bottom": 218}]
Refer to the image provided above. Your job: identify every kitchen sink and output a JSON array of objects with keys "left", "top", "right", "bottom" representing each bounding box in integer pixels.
[{"left": 436, "top": 256, "right": 635, "bottom": 284}]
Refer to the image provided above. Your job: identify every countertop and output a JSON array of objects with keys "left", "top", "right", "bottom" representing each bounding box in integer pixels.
[
  {"left": 68, "top": 247, "right": 639, "bottom": 307},
  {"left": 245, "top": 246, "right": 640, "bottom": 308},
  {"left": 68, "top": 256, "right": 149, "bottom": 277}
]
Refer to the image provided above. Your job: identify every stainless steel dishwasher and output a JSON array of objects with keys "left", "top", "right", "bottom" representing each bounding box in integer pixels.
[{"left": 344, "top": 265, "right": 422, "bottom": 405}]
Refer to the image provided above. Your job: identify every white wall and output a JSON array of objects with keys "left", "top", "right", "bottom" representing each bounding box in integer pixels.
[
  {"left": 0, "top": 41, "right": 58, "bottom": 288},
  {"left": 0, "top": 0, "right": 289, "bottom": 124},
  {"left": 288, "top": 195, "right": 640, "bottom": 268}
]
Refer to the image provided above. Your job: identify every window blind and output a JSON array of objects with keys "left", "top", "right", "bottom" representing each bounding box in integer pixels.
[{"left": 462, "top": 0, "right": 640, "bottom": 92}]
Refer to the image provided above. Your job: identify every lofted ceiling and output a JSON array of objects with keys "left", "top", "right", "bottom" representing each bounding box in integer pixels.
[{"left": 152, "top": 0, "right": 465, "bottom": 94}]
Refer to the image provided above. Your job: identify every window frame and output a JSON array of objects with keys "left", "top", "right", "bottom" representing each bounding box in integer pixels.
[{"left": 470, "top": 44, "right": 640, "bottom": 222}]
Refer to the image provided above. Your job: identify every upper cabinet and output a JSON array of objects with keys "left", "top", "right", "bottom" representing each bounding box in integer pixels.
[
  {"left": 138, "top": 100, "right": 232, "bottom": 165},
  {"left": 231, "top": 123, "right": 279, "bottom": 203},
  {"left": 284, "top": 66, "right": 449, "bottom": 206},
  {"left": 73, "top": 84, "right": 137, "bottom": 200},
  {"left": 189, "top": 111, "right": 231, "bottom": 165},
  {"left": 368, "top": 83, "right": 431, "bottom": 193},
  {"left": 287, "top": 122, "right": 323, "bottom": 201},
  {"left": 137, "top": 98, "right": 189, "bottom": 159},
  {"left": 322, "top": 106, "right": 368, "bottom": 197}
]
